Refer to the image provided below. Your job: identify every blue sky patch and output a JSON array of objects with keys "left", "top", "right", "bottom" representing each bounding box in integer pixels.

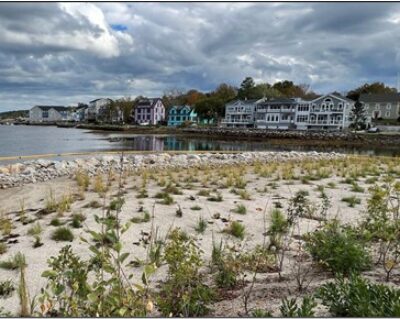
[{"left": 111, "top": 24, "right": 127, "bottom": 32}]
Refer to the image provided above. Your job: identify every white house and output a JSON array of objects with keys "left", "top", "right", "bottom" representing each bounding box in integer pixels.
[
  {"left": 87, "top": 98, "right": 113, "bottom": 122},
  {"left": 304, "top": 93, "right": 354, "bottom": 130},
  {"left": 221, "top": 99, "right": 259, "bottom": 128},
  {"left": 255, "top": 98, "right": 308, "bottom": 130},
  {"left": 29, "top": 106, "right": 68, "bottom": 122}
]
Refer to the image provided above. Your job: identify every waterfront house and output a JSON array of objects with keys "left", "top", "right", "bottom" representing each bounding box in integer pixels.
[
  {"left": 133, "top": 98, "right": 165, "bottom": 125},
  {"left": 167, "top": 105, "right": 198, "bottom": 126},
  {"left": 29, "top": 105, "right": 68, "bottom": 122},
  {"left": 87, "top": 98, "right": 113, "bottom": 122},
  {"left": 221, "top": 99, "right": 258, "bottom": 128},
  {"left": 359, "top": 93, "right": 400, "bottom": 121},
  {"left": 255, "top": 98, "right": 305, "bottom": 130},
  {"left": 304, "top": 93, "right": 354, "bottom": 130}
]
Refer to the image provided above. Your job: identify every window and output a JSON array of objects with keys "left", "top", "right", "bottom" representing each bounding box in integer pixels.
[
  {"left": 296, "top": 115, "right": 308, "bottom": 122},
  {"left": 298, "top": 105, "right": 309, "bottom": 112},
  {"left": 387, "top": 103, "right": 391, "bottom": 110},
  {"left": 385, "top": 111, "right": 390, "bottom": 117},
  {"left": 375, "top": 103, "right": 380, "bottom": 110},
  {"left": 170, "top": 116, "right": 175, "bottom": 121},
  {"left": 42, "top": 111, "right": 49, "bottom": 118}
]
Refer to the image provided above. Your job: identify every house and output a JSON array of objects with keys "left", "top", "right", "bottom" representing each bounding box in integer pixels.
[
  {"left": 359, "top": 93, "right": 400, "bottom": 121},
  {"left": 87, "top": 98, "right": 113, "bottom": 122},
  {"left": 221, "top": 99, "right": 258, "bottom": 128},
  {"left": 304, "top": 93, "right": 354, "bottom": 130},
  {"left": 133, "top": 98, "right": 165, "bottom": 125},
  {"left": 67, "top": 104, "right": 88, "bottom": 122},
  {"left": 167, "top": 105, "right": 198, "bottom": 126},
  {"left": 29, "top": 105, "right": 68, "bottom": 122},
  {"left": 255, "top": 98, "right": 305, "bottom": 130}
]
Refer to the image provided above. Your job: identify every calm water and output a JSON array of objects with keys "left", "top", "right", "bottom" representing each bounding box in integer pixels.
[{"left": 0, "top": 125, "right": 399, "bottom": 162}]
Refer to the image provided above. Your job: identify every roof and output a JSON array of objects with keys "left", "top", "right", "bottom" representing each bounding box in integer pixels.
[
  {"left": 310, "top": 93, "right": 354, "bottom": 104},
  {"left": 257, "top": 97, "right": 299, "bottom": 104},
  {"left": 359, "top": 93, "right": 400, "bottom": 103},
  {"left": 227, "top": 99, "right": 258, "bottom": 105},
  {"left": 33, "top": 105, "right": 67, "bottom": 111},
  {"left": 170, "top": 105, "right": 192, "bottom": 111},
  {"left": 89, "top": 98, "right": 113, "bottom": 103},
  {"left": 137, "top": 98, "right": 162, "bottom": 108}
]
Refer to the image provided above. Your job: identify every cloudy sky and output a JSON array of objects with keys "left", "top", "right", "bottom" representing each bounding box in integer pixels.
[{"left": 1, "top": 2, "right": 400, "bottom": 111}]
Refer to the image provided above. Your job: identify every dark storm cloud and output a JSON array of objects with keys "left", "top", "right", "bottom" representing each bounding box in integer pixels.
[{"left": 0, "top": 2, "right": 400, "bottom": 111}]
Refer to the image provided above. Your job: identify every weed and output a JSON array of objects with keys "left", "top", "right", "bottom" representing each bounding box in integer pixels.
[
  {"left": 232, "top": 204, "right": 247, "bottom": 215},
  {"left": 51, "top": 227, "right": 74, "bottom": 242},
  {"left": 0, "top": 243, "right": 7, "bottom": 255},
  {"left": 342, "top": 196, "right": 361, "bottom": 207},
  {"left": 50, "top": 218, "right": 62, "bottom": 226},
  {"left": 190, "top": 205, "right": 202, "bottom": 211},
  {"left": 194, "top": 216, "right": 207, "bottom": 234},
  {"left": 0, "top": 280, "right": 14, "bottom": 298},
  {"left": 197, "top": 189, "right": 211, "bottom": 197},
  {"left": 224, "top": 221, "right": 245, "bottom": 240}
]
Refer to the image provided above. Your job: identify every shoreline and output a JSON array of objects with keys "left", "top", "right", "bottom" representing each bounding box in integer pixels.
[
  {"left": 0, "top": 151, "right": 346, "bottom": 189},
  {"left": 10, "top": 122, "right": 400, "bottom": 147}
]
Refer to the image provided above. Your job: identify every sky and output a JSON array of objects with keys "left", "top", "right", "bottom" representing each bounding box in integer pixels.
[{"left": 1, "top": 2, "right": 400, "bottom": 112}]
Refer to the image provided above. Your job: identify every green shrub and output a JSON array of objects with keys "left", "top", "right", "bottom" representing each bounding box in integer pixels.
[
  {"left": 267, "top": 208, "right": 289, "bottom": 249},
  {"left": 0, "top": 280, "right": 15, "bottom": 298},
  {"left": 341, "top": 196, "right": 361, "bottom": 207},
  {"left": 70, "top": 213, "right": 86, "bottom": 228},
  {"left": 304, "top": 220, "right": 370, "bottom": 275},
  {"left": 27, "top": 222, "right": 42, "bottom": 236},
  {"left": 316, "top": 274, "right": 400, "bottom": 317},
  {"left": 157, "top": 228, "right": 214, "bottom": 316},
  {"left": 50, "top": 218, "right": 62, "bottom": 226},
  {"left": 232, "top": 204, "right": 247, "bottom": 215},
  {"left": 190, "top": 205, "right": 202, "bottom": 211},
  {"left": 155, "top": 192, "right": 174, "bottom": 205},
  {"left": 224, "top": 221, "right": 245, "bottom": 240},
  {"left": 279, "top": 296, "right": 317, "bottom": 317},
  {"left": 51, "top": 227, "right": 74, "bottom": 242},
  {"left": 194, "top": 216, "right": 207, "bottom": 234},
  {"left": 109, "top": 198, "right": 125, "bottom": 211}
]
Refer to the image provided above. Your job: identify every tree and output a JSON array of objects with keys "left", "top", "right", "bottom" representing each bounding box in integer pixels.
[
  {"left": 115, "top": 97, "right": 134, "bottom": 123},
  {"left": 237, "top": 77, "right": 256, "bottom": 99},
  {"left": 212, "top": 83, "right": 237, "bottom": 103},
  {"left": 194, "top": 97, "right": 225, "bottom": 123},
  {"left": 351, "top": 100, "right": 367, "bottom": 132},
  {"left": 346, "top": 82, "right": 397, "bottom": 101}
]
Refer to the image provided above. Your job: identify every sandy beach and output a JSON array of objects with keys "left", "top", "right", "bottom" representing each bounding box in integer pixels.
[{"left": 0, "top": 152, "right": 399, "bottom": 316}]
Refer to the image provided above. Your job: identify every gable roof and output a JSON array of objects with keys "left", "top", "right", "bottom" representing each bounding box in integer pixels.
[
  {"left": 34, "top": 105, "right": 67, "bottom": 111},
  {"left": 227, "top": 99, "right": 259, "bottom": 106},
  {"left": 136, "top": 98, "right": 163, "bottom": 108},
  {"left": 311, "top": 93, "right": 354, "bottom": 104},
  {"left": 359, "top": 93, "right": 400, "bottom": 103},
  {"left": 89, "top": 98, "right": 113, "bottom": 103}
]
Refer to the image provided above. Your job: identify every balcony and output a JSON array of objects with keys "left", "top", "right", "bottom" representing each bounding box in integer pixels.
[
  {"left": 308, "top": 120, "right": 342, "bottom": 125},
  {"left": 222, "top": 118, "right": 254, "bottom": 124}
]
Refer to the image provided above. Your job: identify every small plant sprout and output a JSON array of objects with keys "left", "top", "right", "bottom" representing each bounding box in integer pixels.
[
  {"left": 194, "top": 216, "right": 207, "bottom": 234},
  {"left": 224, "top": 221, "right": 245, "bottom": 240},
  {"left": 232, "top": 204, "right": 247, "bottom": 215}
]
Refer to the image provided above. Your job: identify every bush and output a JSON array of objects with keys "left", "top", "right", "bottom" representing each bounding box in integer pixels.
[
  {"left": 316, "top": 274, "right": 400, "bottom": 317},
  {"left": 232, "top": 204, "right": 247, "bottom": 215},
  {"left": 157, "top": 229, "right": 214, "bottom": 316},
  {"left": 0, "top": 280, "right": 15, "bottom": 298},
  {"left": 51, "top": 227, "right": 74, "bottom": 242},
  {"left": 279, "top": 296, "right": 317, "bottom": 317},
  {"left": 305, "top": 220, "right": 371, "bottom": 275},
  {"left": 50, "top": 218, "right": 62, "bottom": 226},
  {"left": 224, "top": 221, "right": 245, "bottom": 240},
  {"left": 109, "top": 198, "right": 125, "bottom": 211},
  {"left": 70, "top": 213, "right": 86, "bottom": 228}
]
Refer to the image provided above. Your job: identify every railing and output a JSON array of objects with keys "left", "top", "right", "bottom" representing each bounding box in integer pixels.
[
  {"left": 308, "top": 120, "right": 342, "bottom": 125},
  {"left": 310, "top": 109, "right": 344, "bottom": 113},
  {"left": 222, "top": 119, "right": 254, "bottom": 124}
]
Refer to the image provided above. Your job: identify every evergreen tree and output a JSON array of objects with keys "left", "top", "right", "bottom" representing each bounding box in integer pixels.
[{"left": 351, "top": 100, "right": 367, "bottom": 132}]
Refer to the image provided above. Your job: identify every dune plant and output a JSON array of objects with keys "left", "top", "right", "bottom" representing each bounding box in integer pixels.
[
  {"left": 51, "top": 227, "right": 74, "bottom": 242},
  {"left": 194, "top": 216, "right": 207, "bottom": 234},
  {"left": 224, "top": 221, "right": 245, "bottom": 240}
]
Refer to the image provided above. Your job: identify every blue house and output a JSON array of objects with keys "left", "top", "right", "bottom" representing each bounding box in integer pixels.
[{"left": 167, "top": 105, "right": 198, "bottom": 126}]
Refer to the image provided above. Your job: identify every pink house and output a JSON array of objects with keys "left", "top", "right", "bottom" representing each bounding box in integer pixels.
[{"left": 133, "top": 98, "right": 165, "bottom": 125}]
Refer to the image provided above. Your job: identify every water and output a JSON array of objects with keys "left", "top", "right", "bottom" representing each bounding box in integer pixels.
[{"left": 0, "top": 125, "right": 399, "bottom": 162}]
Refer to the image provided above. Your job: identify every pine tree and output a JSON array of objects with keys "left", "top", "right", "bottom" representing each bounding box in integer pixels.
[{"left": 351, "top": 100, "right": 367, "bottom": 132}]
